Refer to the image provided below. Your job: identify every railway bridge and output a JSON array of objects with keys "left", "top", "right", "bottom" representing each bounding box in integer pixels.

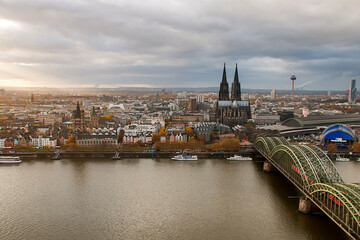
[{"left": 254, "top": 136, "right": 360, "bottom": 240}]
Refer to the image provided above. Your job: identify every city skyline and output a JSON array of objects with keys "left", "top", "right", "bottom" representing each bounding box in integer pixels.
[{"left": 0, "top": 0, "right": 360, "bottom": 90}]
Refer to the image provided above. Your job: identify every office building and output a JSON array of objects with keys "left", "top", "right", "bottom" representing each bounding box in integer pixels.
[
  {"left": 271, "top": 89, "right": 276, "bottom": 100},
  {"left": 349, "top": 79, "right": 356, "bottom": 104}
]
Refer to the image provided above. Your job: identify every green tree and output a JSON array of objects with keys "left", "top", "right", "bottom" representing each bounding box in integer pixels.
[
  {"left": 352, "top": 142, "right": 360, "bottom": 153},
  {"left": 244, "top": 121, "right": 255, "bottom": 130},
  {"left": 66, "top": 135, "right": 76, "bottom": 146},
  {"left": 209, "top": 138, "right": 241, "bottom": 152},
  {"left": 119, "top": 129, "right": 125, "bottom": 143},
  {"left": 164, "top": 117, "right": 172, "bottom": 126},
  {"left": 327, "top": 143, "right": 337, "bottom": 153},
  {"left": 186, "top": 139, "right": 207, "bottom": 151},
  {"left": 185, "top": 126, "right": 195, "bottom": 137},
  {"left": 152, "top": 133, "right": 160, "bottom": 143},
  {"left": 158, "top": 127, "right": 167, "bottom": 136},
  {"left": 102, "top": 114, "right": 114, "bottom": 120}
]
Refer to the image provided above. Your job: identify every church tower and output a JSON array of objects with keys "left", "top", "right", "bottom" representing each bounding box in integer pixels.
[
  {"left": 90, "top": 106, "right": 99, "bottom": 128},
  {"left": 73, "top": 101, "right": 85, "bottom": 132},
  {"left": 231, "top": 63, "right": 241, "bottom": 101},
  {"left": 218, "top": 63, "right": 230, "bottom": 100}
]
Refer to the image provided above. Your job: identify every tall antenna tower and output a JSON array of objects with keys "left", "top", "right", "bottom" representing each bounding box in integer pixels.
[{"left": 290, "top": 66, "right": 296, "bottom": 97}]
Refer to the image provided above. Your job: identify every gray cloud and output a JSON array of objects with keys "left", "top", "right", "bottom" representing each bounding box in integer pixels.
[{"left": 0, "top": 0, "right": 359, "bottom": 90}]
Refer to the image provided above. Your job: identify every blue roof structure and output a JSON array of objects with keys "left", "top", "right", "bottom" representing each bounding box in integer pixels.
[{"left": 321, "top": 124, "right": 356, "bottom": 141}]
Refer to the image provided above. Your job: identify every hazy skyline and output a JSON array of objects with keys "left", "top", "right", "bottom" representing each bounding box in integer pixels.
[{"left": 0, "top": 0, "right": 359, "bottom": 90}]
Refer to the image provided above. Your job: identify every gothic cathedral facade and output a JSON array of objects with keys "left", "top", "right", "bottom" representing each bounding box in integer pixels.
[{"left": 215, "top": 64, "right": 251, "bottom": 127}]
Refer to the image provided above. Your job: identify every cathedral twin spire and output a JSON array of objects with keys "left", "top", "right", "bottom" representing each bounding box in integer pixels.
[
  {"left": 218, "top": 63, "right": 241, "bottom": 101},
  {"left": 219, "top": 63, "right": 229, "bottom": 100}
]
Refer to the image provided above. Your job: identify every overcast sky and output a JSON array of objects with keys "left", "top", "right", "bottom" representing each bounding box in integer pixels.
[{"left": 0, "top": 0, "right": 359, "bottom": 90}]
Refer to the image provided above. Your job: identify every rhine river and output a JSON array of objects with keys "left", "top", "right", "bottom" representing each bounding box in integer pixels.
[{"left": 1, "top": 158, "right": 359, "bottom": 240}]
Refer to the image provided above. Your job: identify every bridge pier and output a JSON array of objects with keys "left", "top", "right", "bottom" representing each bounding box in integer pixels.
[
  {"left": 263, "top": 161, "right": 276, "bottom": 172},
  {"left": 299, "top": 197, "right": 320, "bottom": 214}
]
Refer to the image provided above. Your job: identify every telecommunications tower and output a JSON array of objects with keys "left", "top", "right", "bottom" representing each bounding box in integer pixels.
[{"left": 290, "top": 74, "right": 296, "bottom": 97}]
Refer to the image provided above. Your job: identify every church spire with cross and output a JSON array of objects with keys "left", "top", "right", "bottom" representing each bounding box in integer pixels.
[
  {"left": 231, "top": 63, "right": 241, "bottom": 101},
  {"left": 218, "top": 63, "right": 230, "bottom": 100}
]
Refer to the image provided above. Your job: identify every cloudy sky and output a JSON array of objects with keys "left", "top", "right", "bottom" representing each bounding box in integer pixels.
[{"left": 0, "top": 0, "right": 359, "bottom": 90}]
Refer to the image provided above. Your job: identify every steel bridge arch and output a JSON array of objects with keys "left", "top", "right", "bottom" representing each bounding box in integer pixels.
[
  {"left": 272, "top": 137, "right": 290, "bottom": 146},
  {"left": 255, "top": 137, "right": 343, "bottom": 185},
  {"left": 306, "top": 145, "right": 343, "bottom": 183},
  {"left": 308, "top": 183, "right": 360, "bottom": 235},
  {"left": 297, "top": 145, "right": 343, "bottom": 183},
  {"left": 254, "top": 137, "right": 359, "bottom": 238},
  {"left": 270, "top": 144, "right": 323, "bottom": 187},
  {"left": 254, "top": 137, "right": 289, "bottom": 156},
  {"left": 265, "top": 137, "right": 277, "bottom": 152},
  {"left": 343, "top": 183, "right": 360, "bottom": 194},
  {"left": 254, "top": 137, "right": 272, "bottom": 156},
  {"left": 296, "top": 145, "right": 332, "bottom": 183}
]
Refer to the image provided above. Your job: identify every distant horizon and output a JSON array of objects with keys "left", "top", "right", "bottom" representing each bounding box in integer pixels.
[{"left": 0, "top": 86, "right": 348, "bottom": 94}]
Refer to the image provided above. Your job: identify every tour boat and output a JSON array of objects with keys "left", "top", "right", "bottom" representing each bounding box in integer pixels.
[
  {"left": 227, "top": 155, "right": 252, "bottom": 161},
  {"left": 336, "top": 155, "right": 350, "bottom": 162},
  {"left": 172, "top": 150, "right": 198, "bottom": 161},
  {"left": 0, "top": 156, "right": 21, "bottom": 164}
]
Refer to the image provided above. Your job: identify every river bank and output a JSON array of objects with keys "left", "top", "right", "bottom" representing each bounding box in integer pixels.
[
  {"left": 4, "top": 148, "right": 257, "bottom": 159},
  {"left": 3, "top": 149, "right": 359, "bottom": 160}
]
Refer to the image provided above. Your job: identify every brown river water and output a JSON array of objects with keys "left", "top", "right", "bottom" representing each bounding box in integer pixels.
[{"left": 1, "top": 158, "right": 358, "bottom": 240}]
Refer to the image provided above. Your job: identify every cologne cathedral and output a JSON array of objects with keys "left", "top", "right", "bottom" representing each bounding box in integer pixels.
[{"left": 215, "top": 64, "right": 251, "bottom": 127}]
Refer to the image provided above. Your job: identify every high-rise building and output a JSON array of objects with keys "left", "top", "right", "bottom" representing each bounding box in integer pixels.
[
  {"left": 188, "top": 98, "right": 197, "bottom": 112},
  {"left": 215, "top": 64, "right": 251, "bottom": 127},
  {"left": 196, "top": 94, "right": 204, "bottom": 103},
  {"left": 327, "top": 91, "right": 331, "bottom": 97},
  {"left": 271, "top": 89, "right": 276, "bottom": 100},
  {"left": 349, "top": 79, "right": 357, "bottom": 104}
]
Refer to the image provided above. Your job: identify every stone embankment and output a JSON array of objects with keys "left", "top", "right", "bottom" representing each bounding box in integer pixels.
[{"left": 8, "top": 148, "right": 258, "bottom": 159}]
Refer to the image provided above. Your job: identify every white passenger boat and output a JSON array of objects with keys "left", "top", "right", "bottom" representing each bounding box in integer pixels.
[
  {"left": 227, "top": 155, "right": 252, "bottom": 161},
  {"left": 0, "top": 156, "right": 21, "bottom": 164},
  {"left": 172, "top": 150, "right": 198, "bottom": 161},
  {"left": 336, "top": 155, "right": 349, "bottom": 162}
]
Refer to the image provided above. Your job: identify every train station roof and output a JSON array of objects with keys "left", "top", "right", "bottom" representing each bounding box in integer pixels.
[{"left": 282, "top": 114, "right": 360, "bottom": 127}]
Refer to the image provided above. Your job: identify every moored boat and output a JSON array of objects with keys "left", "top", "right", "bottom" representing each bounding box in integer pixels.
[
  {"left": 336, "top": 155, "right": 349, "bottom": 162},
  {"left": 227, "top": 155, "right": 252, "bottom": 161},
  {"left": 0, "top": 156, "right": 21, "bottom": 164},
  {"left": 172, "top": 150, "right": 197, "bottom": 161}
]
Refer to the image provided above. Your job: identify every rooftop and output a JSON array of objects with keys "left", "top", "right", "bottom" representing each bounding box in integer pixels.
[{"left": 282, "top": 114, "right": 360, "bottom": 127}]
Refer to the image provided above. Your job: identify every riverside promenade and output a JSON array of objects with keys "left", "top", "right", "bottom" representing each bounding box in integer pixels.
[{"left": 8, "top": 147, "right": 256, "bottom": 159}]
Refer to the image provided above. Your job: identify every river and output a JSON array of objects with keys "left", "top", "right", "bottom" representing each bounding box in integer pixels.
[{"left": 0, "top": 158, "right": 358, "bottom": 240}]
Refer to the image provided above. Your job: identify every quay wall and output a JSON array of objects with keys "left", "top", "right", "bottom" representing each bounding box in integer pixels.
[{"left": 8, "top": 148, "right": 257, "bottom": 159}]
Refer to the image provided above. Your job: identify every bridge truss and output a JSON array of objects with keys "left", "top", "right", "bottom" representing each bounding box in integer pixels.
[{"left": 254, "top": 137, "right": 360, "bottom": 239}]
